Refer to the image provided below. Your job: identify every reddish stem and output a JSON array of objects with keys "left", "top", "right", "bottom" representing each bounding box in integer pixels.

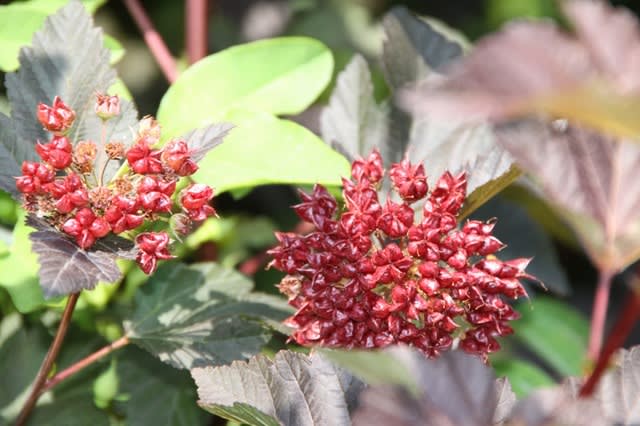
[
  {"left": 15, "top": 293, "right": 80, "bottom": 426},
  {"left": 123, "top": 0, "right": 179, "bottom": 83},
  {"left": 41, "top": 336, "right": 130, "bottom": 394},
  {"left": 580, "top": 285, "right": 640, "bottom": 396},
  {"left": 186, "top": 0, "right": 208, "bottom": 64},
  {"left": 587, "top": 269, "right": 614, "bottom": 360}
]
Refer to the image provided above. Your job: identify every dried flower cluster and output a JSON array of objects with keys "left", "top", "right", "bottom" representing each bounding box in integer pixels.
[
  {"left": 16, "top": 95, "right": 217, "bottom": 274},
  {"left": 269, "top": 151, "right": 532, "bottom": 358}
]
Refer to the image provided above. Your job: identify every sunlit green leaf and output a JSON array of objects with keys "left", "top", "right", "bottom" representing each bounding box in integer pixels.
[
  {"left": 193, "top": 109, "right": 350, "bottom": 195},
  {"left": 157, "top": 36, "right": 334, "bottom": 139},
  {"left": 0, "top": 0, "right": 118, "bottom": 72}
]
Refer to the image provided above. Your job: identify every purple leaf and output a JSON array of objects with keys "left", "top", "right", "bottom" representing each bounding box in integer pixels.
[
  {"left": 0, "top": 0, "right": 139, "bottom": 189},
  {"left": 320, "top": 54, "right": 389, "bottom": 163},
  {"left": 495, "top": 119, "right": 640, "bottom": 272},
  {"left": 493, "top": 378, "right": 516, "bottom": 425},
  {"left": 320, "top": 9, "right": 517, "bottom": 217},
  {"left": 381, "top": 6, "right": 464, "bottom": 90},
  {"left": 351, "top": 350, "right": 499, "bottom": 426},
  {"left": 509, "top": 378, "right": 604, "bottom": 426},
  {"left": 182, "top": 122, "right": 234, "bottom": 164},
  {"left": 26, "top": 216, "right": 135, "bottom": 298},
  {"left": 0, "top": 113, "right": 21, "bottom": 197},
  {"left": 594, "top": 346, "right": 640, "bottom": 423},
  {"left": 401, "top": 1, "right": 640, "bottom": 139},
  {"left": 191, "top": 350, "right": 363, "bottom": 426}
]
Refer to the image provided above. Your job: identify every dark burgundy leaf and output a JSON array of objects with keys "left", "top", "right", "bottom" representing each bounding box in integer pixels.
[
  {"left": 2, "top": 0, "right": 138, "bottom": 186},
  {"left": 401, "top": 1, "right": 640, "bottom": 139},
  {"left": 0, "top": 113, "right": 21, "bottom": 197},
  {"left": 26, "top": 216, "right": 134, "bottom": 298},
  {"left": 192, "top": 350, "right": 363, "bottom": 426},
  {"left": 319, "top": 54, "right": 389, "bottom": 163},
  {"left": 594, "top": 346, "right": 640, "bottom": 424},
  {"left": 382, "top": 6, "right": 464, "bottom": 90},
  {"left": 508, "top": 378, "right": 604, "bottom": 426},
  {"left": 182, "top": 122, "right": 234, "bottom": 164},
  {"left": 493, "top": 378, "right": 516, "bottom": 425},
  {"left": 352, "top": 350, "right": 498, "bottom": 426},
  {"left": 495, "top": 119, "right": 640, "bottom": 272}
]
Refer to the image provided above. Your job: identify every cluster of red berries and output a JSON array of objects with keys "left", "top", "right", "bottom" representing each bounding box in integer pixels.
[
  {"left": 269, "top": 151, "right": 532, "bottom": 359},
  {"left": 15, "top": 96, "right": 217, "bottom": 274}
]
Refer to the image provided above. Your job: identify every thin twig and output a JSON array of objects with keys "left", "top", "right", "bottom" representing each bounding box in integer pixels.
[
  {"left": 123, "top": 0, "right": 179, "bottom": 83},
  {"left": 587, "top": 268, "right": 615, "bottom": 360},
  {"left": 15, "top": 293, "right": 80, "bottom": 426},
  {"left": 41, "top": 336, "right": 130, "bottom": 394},
  {"left": 186, "top": 0, "right": 208, "bottom": 64},
  {"left": 580, "top": 282, "right": 640, "bottom": 397}
]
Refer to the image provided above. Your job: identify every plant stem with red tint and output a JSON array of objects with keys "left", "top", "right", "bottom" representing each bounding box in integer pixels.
[
  {"left": 15, "top": 293, "right": 80, "bottom": 426},
  {"left": 581, "top": 280, "right": 640, "bottom": 397},
  {"left": 41, "top": 336, "right": 130, "bottom": 394},
  {"left": 587, "top": 268, "right": 615, "bottom": 360},
  {"left": 186, "top": 0, "right": 208, "bottom": 64},
  {"left": 123, "top": 0, "right": 178, "bottom": 83}
]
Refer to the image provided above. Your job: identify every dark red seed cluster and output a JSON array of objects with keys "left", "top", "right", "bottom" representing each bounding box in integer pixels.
[
  {"left": 269, "top": 150, "right": 532, "bottom": 359},
  {"left": 15, "top": 95, "right": 217, "bottom": 274}
]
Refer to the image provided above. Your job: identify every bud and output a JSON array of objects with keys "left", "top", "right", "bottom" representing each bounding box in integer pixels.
[
  {"left": 161, "top": 139, "right": 199, "bottom": 176},
  {"left": 37, "top": 96, "right": 75, "bottom": 133},
  {"left": 62, "top": 208, "right": 111, "bottom": 249},
  {"left": 95, "top": 93, "right": 120, "bottom": 120},
  {"left": 135, "top": 231, "right": 174, "bottom": 274},
  {"left": 36, "top": 135, "right": 73, "bottom": 169},
  {"left": 180, "top": 183, "right": 216, "bottom": 221}
]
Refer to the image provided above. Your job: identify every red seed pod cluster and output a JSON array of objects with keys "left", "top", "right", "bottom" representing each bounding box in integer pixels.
[
  {"left": 15, "top": 95, "right": 218, "bottom": 274},
  {"left": 269, "top": 150, "right": 532, "bottom": 359}
]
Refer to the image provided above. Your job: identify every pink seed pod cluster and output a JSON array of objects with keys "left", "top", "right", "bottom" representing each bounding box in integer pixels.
[
  {"left": 16, "top": 95, "right": 217, "bottom": 274},
  {"left": 269, "top": 150, "right": 532, "bottom": 359}
]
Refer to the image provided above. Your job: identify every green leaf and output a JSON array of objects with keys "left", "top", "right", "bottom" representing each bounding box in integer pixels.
[
  {"left": 492, "top": 359, "right": 554, "bottom": 398},
  {"left": 27, "top": 330, "right": 110, "bottom": 426},
  {"left": 191, "top": 350, "right": 363, "bottom": 426},
  {"left": 0, "top": 314, "right": 48, "bottom": 423},
  {"left": 319, "top": 54, "right": 388, "bottom": 163},
  {"left": 512, "top": 296, "right": 589, "bottom": 376},
  {"left": 192, "top": 109, "right": 350, "bottom": 195},
  {"left": 0, "top": 0, "right": 116, "bottom": 73},
  {"left": 157, "top": 36, "right": 334, "bottom": 139},
  {"left": 0, "top": 212, "right": 47, "bottom": 312},
  {"left": 117, "top": 346, "right": 209, "bottom": 426},
  {"left": 123, "top": 261, "right": 292, "bottom": 369}
]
